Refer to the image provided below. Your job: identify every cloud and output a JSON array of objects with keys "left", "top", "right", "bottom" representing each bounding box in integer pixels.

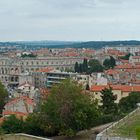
[{"left": 0, "top": 0, "right": 140, "bottom": 41}]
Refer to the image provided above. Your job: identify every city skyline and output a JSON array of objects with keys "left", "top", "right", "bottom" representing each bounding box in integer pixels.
[{"left": 0, "top": 0, "right": 140, "bottom": 41}]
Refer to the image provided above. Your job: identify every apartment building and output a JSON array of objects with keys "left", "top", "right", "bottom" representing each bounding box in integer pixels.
[
  {"left": 46, "top": 70, "right": 77, "bottom": 88},
  {"left": 104, "top": 46, "right": 140, "bottom": 54}
]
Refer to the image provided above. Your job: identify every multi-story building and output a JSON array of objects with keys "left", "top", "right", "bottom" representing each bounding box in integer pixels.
[
  {"left": 46, "top": 70, "right": 77, "bottom": 88},
  {"left": 19, "top": 72, "right": 34, "bottom": 86},
  {"left": 129, "top": 56, "right": 140, "bottom": 64},
  {"left": 0, "top": 56, "right": 84, "bottom": 87},
  {"left": 104, "top": 46, "right": 140, "bottom": 55}
]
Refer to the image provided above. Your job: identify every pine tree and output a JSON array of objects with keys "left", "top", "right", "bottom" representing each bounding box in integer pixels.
[{"left": 100, "top": 87, "right": 118, "bottom": 115}]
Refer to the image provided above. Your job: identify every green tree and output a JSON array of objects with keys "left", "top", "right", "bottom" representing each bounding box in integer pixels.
[
  {"left": 24, "top": 113, "right": 45, "bottom": 136},
  {"left": 74, "top": 62, "right": 79, "bottom": 73},
  {"left": 119, "top": 92, "right": 140, "bottom": 113},
  {"left": 110, "top": 56, "right": 116, "bottom": 68},
  {"left": 1, "top": 115, "right": 24, "bottom": 133},
  {"left": 100, "top": 87, "right": 118, "bottom": 115},
  {"left": 86, "top": 84, "right": 90, "bottom": 90},
  {"left": 40, "top": 79, "right": 100, "bottom": 136},
  {"left": 79, "top": 63, "right": 83, "bottom": 73},
  {"left": 88, "top": 59, "right": 104, "bottom": 73},
  {"left": 83, "top": 58, "right": 88, "bottom": 73},
  {"left": 21, "top": 53, "right": 37, "bottom": 58},
  {"left": 103, "top": 56, "right": 116, "bottom": 69},
  {"left": 119, "top": 53, "right": 132, "bottom": 60},
  {"left": 0, "top": 82, "right": 8, "bottom": 113},
  {"left": 103, "top": 59, "right": 111, "bottom": 69}
]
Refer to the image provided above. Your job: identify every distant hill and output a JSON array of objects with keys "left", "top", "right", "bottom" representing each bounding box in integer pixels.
[
  {"left": 14, "top": 40, "right": 79, "bottom": 46},
  {"left": 0, "top": 40, "right": 140, "bottom": 50}
]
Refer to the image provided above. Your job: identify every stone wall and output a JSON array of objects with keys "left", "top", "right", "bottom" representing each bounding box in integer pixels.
[{"left": 0, "top": 133, "right": 51, "bottom": 140}]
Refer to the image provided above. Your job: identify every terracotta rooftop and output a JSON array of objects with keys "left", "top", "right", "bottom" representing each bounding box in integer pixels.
[
  {"left": 5, "top": 96, "right": 34, "bottom": 106},
  {"left": 36, "top": 67, "right": 54, "bottom": 73},
  {"left": 115, "top": 64, "right": 133, "bottom": 69},
  {"left": 105, "top": 69, "right": 119, "bottom": 75},
  {"left": 90, "top": 85, "right": 140, "bottom": 92},
  {"left": 3, "top": 111, "right": 28, "bottom": 116}
]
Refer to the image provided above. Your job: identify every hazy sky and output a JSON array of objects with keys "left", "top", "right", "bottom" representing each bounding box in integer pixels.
[{"left": 0, "top": 0, "right": 140, "bottom": 41}]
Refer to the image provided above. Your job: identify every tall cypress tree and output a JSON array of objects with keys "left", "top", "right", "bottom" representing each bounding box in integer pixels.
[
  {"left": 79, "top": 63, "right": 83, "bottom": 73},
  {"left": 74, "top": 62, "right": 79, "bottom": 73},
  {"left": 110, "top": 56, "right": 116, "bottom": 68},
  {"left": 83, "top": 58, "right": 88, "bottom": 73}
]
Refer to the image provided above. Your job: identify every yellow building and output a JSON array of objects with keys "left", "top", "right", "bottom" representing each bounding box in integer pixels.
[{"left": 90, "top": 85, "right": 140, "bottom": 103}]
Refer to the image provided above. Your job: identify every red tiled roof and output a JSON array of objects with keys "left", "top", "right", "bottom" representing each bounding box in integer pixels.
[
  {"left": 132, "top": 86, "right": 140, "bottom": 92},
  {"left": 82, "top": 49, "right": 95, "bottom": 54},
  {"left": 36, "top": 67, "right": 54, "bottom": 73},
  {"left": 91, "top": 85, "right": 106, "bottom": 92},
  {"left": 3, "top": 111, "right": 27, "bottom": 116},
  {"left": 90, "top": 85, "right": 140, "bottom": 92},
  {"left": 120, "top": 85, "right": 132, "bottom": 92},
  {"left": 107, "top": 49, "right": 126, "bottom": 56},
  {"left": 64, "top": 53, "right": 79, "bottom": 57},
  {"left": 132, "top": 56, "right": 140, "bottom": 59},
  {"left": 115, "top": 64, "right": 133, "bottom": 69},
  {"left": 5, "top": 96, "right": 34, "bottom": 106},
  {"left": 115, "top": 64, "right": 140, "bottom": 70},
  {"left": 105, "top": 69, "right": 119, "bottom": 75},
  {"left": 118, "top": 52, "right": 127, "bottom": 56},
  {"left": 120, "top": 59, "right": 129, "bottom": 63}
]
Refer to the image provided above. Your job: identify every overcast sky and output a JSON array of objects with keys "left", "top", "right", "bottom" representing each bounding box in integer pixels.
[{"left": 0, "top": 0, "right": 140, "bottom": 41}]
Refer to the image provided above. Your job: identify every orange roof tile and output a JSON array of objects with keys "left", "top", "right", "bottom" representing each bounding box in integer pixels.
[
  {"left": 105, "top": 69, "right": 119, "bottom": 75},
  {"left": 5, "top": 96, "right": 34, "bottom": 106},
  {"left": 132, "top": 56, "right": 140, "bottom": 59},
  {"left": 115, "top": 64, "right": 133, "bottom": 69},
  {"left": 132, "top": 86, "right": 140, "bottom": 92},
  {"left": 64, "top": 53, "right": 79, "bottom": 57},
  {"left": 3, "top": 111, "right": 28, "bottom": 116},
  {"left": 90, "top": 85, "right": 107, "bottom": 92},
  {"left": 120, "top": 59, "right": 129, "bottom": 63},
  {"left": 120, "top": 85, "right": 132, "bottom": 92},
  {"left": 90, "top": 85, "right": 140, "bottom": 92},
  {"left": 36, "top": 67, "right": 54, "bottom": 73}
]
